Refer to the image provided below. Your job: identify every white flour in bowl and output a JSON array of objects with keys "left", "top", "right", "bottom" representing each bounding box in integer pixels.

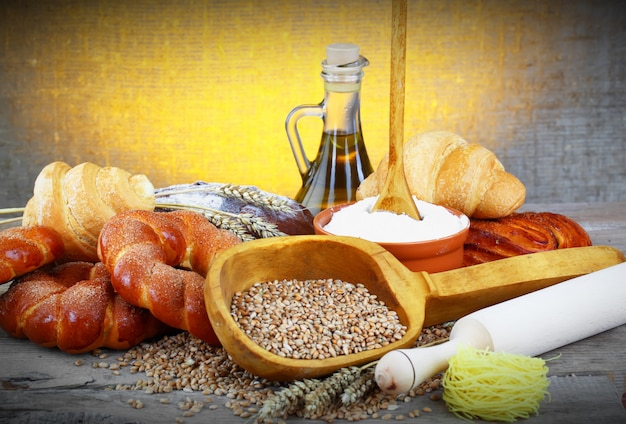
[{"left": 323, "top": 196, "right": 469, "bottom": 243}]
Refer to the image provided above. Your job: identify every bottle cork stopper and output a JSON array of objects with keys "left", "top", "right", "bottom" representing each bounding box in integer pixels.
[{"left": 326, "top": 43, "right": 360, "bottom": 66}]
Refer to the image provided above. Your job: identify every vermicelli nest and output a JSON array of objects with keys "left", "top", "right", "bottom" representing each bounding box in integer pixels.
[{"left": 442, "top": 345, "right": 551, "bottom": 422}]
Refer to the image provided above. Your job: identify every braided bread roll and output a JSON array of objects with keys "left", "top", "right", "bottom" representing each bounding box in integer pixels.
[
  {"left": 0, "top": 262, "right": 168, "bottom": 353},
  {"left": 0, "top": 226, "right": 65, "bottom": 284},
  {"left": 357, "top": 131, "right": 526, "bottom": 218},
  {"left": 463, "top": 211, "right": 593, "bottom": 266},
  {"left": 97, "top": 209, "right": 241, "bottom": 345},
  {"left": 22, "top": 161, "right": 155, "bottom": 262}
]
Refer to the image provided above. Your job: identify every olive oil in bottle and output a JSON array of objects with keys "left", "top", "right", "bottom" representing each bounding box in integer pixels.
[
  {"left": 286, "top": 43, "right": 374, "bottom": 216},
  {"left": 295, "top": 132, "right": 372, "bottom": 215}
]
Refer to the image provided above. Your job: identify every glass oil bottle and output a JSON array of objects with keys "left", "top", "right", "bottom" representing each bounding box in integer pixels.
[{"left": 286, "top": 43, "right": 374, "bottom": 216}]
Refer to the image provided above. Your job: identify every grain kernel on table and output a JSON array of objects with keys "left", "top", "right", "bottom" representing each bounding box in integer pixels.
[
  {"left": 102, "top": 320, "right": 451, "bottom": 421},
  {"left": 230, "top": 278, "right": 407, "bottom": 359},
  {"left": 408, "top": 408, "right": 421, "bottom": 417}
]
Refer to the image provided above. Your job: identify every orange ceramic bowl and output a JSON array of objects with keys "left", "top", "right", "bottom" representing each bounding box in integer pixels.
[{"left": 313, "top": 202, "right": 470, "bottom": 273}]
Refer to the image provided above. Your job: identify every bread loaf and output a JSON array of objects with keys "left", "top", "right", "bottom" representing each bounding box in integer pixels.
[
  {"left": 0, "top": 261, "right": 168, "bottom": 353},
  {"left": 97, "top": 209, "right": 241, "bottom": 345},
  {"left": 0, "top": 226, "right": 65, "bottom": 284},
  {"left": 154, "top": 182, "right": 315, "bottom": 240},
  {"left": 463, "top": 212, "right": 593, "bottom": 266},
  {"left": 22, "top": 161, "right": 155, "bottom": 262},
  {"left": 357, "top": 131, "right": 525, "bottom": 218}
]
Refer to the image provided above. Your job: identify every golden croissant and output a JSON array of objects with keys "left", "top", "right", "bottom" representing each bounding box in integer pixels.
[
  {"left": 22, "top": 161, "right": 155, "bottom": 262},
  {"left": 357, "top": 131, "right": 526, "bottom": 218}
]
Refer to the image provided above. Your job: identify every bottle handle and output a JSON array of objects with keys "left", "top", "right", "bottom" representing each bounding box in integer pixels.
[{"left": 285, "top": 103, "right": 324, "bottom": 177}]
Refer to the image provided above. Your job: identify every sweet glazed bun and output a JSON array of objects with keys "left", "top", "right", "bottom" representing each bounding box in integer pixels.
[
  {"left": 0, "top": 261, "right": 168, "bottom": 353},
  {"left": 463, "top": 211, "right": 593, "bottom": 265},
  {"left": 0, "top": 226, "right": 65, "bottom": 284},
  {"left": 97, "top": 209, "right": 241, "bottom": 345}
]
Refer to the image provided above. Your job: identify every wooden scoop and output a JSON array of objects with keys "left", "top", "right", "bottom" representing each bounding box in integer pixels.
[
  {"left": 205, "top": 235, "right": 624, "bottom": 381},
  {"left": 372, "top": 0, "right": 421, "bottom": 220}
]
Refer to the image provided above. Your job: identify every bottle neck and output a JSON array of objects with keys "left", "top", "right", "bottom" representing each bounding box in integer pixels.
[
  {"left": 319, "top": 54, "right": 368, "bottom": 135},
  {"left": 321, "top": 75, "right": 363, "bottom": 135}
]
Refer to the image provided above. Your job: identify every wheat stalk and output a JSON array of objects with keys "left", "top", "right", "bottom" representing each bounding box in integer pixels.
[
  {"left": 249, "top": 362, "right": 379, "bottom": 423},
  {"left": 340, "top": 366, "right": 377, "bottom": 406},
  {"left": 0, "top": 207, "right": 25, "bottom": 226},
  {"left": 252, "top": 379, "right": 319, "bottom": 422},
  {"left": 155, "top": 202, "right": 286, "bottom": 241},
  {"left": 303, "top": 366, "right": 363, "bottom": 419}
]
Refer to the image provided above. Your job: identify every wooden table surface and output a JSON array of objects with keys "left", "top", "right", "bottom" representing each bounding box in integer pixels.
[{"left": 1, "top": 202, "right": 625, "bottom": 424}]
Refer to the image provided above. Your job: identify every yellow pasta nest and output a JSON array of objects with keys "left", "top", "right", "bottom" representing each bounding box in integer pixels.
[{"left": 442, "top": 346, "right": 550, "bottom": 422}]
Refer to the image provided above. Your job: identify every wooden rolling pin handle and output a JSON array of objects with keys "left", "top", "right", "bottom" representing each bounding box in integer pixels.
[{"left": 374, "top": 319, "right": 490, "bottom": 395}]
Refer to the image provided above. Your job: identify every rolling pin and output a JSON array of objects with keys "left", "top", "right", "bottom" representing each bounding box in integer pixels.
[{"left": 375, "top": 261, "right": 626, "bottom": 394}]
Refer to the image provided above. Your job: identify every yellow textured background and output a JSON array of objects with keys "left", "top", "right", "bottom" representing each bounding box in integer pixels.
[
  {"left": 0, "top": 0, "right": 520, "bottom": 197},
  {"left": 1, "top": 0, "right": 624, "bottom": 203}
]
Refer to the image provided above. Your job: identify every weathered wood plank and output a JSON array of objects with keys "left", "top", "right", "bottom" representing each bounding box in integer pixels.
[{"left": 1, "top": 375, "right": 624, "bottom": 423}]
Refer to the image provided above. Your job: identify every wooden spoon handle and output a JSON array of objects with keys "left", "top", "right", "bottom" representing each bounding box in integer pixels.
[
  {"left": 422, "top": 245, "right": 625, "bottom": 326},
  {"left": 372, "top": 0, "right": 421, "bottom": 220},
  {"left": 389, "top": 0, "right": 407, "bottom": 165}
]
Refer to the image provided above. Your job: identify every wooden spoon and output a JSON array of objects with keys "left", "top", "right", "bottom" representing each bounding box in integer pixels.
[
  {"left": 372, "top": 0, "right": 421, "bottom": 220},
  {"left": 205, "top": 235, "right": 624, "bottom": 381}
]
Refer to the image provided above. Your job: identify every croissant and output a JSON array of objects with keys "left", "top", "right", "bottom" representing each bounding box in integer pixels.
[
  {"left": 0, "top": 261, "right": 168, "bottom": 353},
  {"left": 97, "top": 209, "right": 241, "bottom": 345},
  {"left": 356, "top": 131, "right": 526, "bottom": 218},
  {"left": 0, "top": 226, "right": 65, "bottom": 284},
  {"left": 22, "top": 161, "right": 156, "bottom": 262},
  {"left": 463, "top": 211, "right": 593, "bottom": 266}
]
